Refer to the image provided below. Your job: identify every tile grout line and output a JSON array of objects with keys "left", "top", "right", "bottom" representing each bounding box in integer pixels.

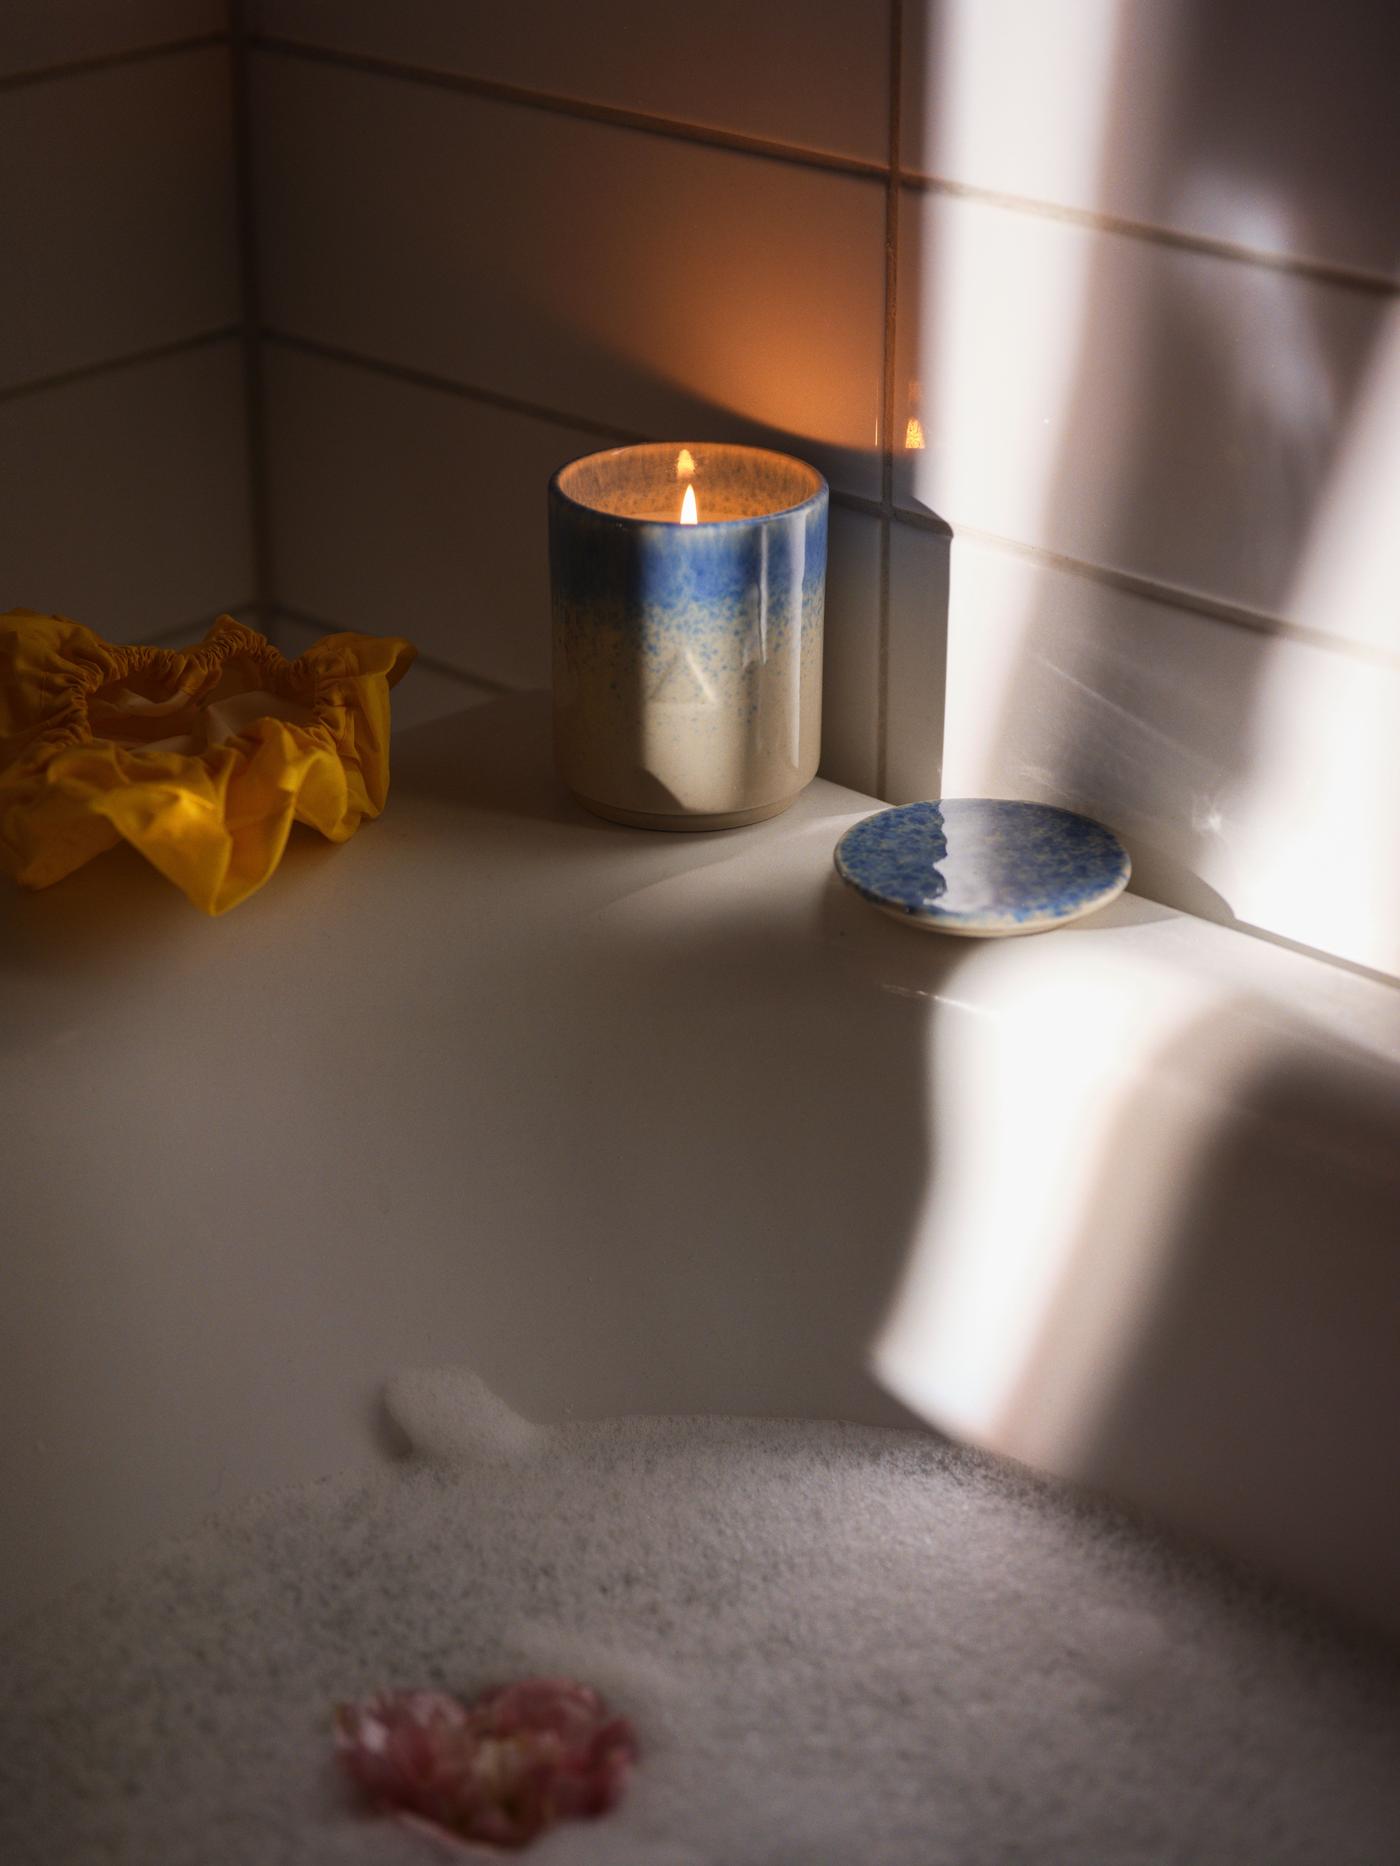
[
  {"left": 275, "top": 605, "right": 518, "bottom": 694},
  {"left": 0, "top": 32, "right": 228, "bottom": 93},
  {"left": 143, "top": 604, "right": 260, "bottom": 645},
  {"left": 949, "top": 522, "right": 1400, "bottom": 670},
  {"left": 251, "top": 35, "right": 888, "bottom": 183},
  {"left": 250, "top": 35, "right": 1400, "bottom": 299},
  {"left": 395, "top": 648, "right": 516, "bottom": 697},
  {"left": 901, "top": 171, "right": 1400, "bottom": 301},
  {"left": 229, "top": 1, "right": 274, "bottom": 633},
  {"left": 0, "top": 328, "right": 241, "bottom": 405},
  {"left": 875, "top": 0, "right": 903, "bottom": 799},
  {"left": 264, "top": 333, "right": 1399, "bottom": 674},
  {"left": 267, "top": 327, "right": 909, "bottom": 526},
  {"left": 262, "top": 328, "right": 649, "bottom": 444},
  {"left": 831, "top": 488, "right": 897, "bottom": 524}
]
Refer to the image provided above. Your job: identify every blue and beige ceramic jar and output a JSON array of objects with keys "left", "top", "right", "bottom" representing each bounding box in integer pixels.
[{"left": 549, "top": 442, "right": 827, "bottom": 830}]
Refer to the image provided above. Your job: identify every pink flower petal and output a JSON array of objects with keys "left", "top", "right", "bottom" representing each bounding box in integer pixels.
[{"left": 333, "top": 1679, "right": 638, "bottom": 1852}]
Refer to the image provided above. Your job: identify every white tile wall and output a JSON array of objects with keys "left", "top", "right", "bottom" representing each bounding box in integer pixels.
[
  {"left": 893, "top": 186, "right": 1395, "bottom": 646},
  {"left": 0, "top": 19, "right": 251, "bottom": 643},
  {"left": 0, "top": 48, "right": 239, "bottom": 390},
  {"left": 902, "top": 0, "right": 1399, "bottom": 281},
  {"left": 276, "top": 614, "right": 500, "bottom": 733},
  {"left": 892, "top": 531, "right": 1400, "bottom": 977},
  {"left": 150, "top": 605, "right": 262, "bottom": 648},
  {"left": 252, "top": 0, "right": 890, "bottom": 167},
  {"left": 0, "top": 343, "right": 254, "bottom": 641},
  {"left": 0, "top": 1, "right": 222, "bottom": 80},
  {"left": 252, "top": 53, "right": 887, "bottom": 500},
  {"left": 264, "top": 344, "right": 602, "bottom": 689}
]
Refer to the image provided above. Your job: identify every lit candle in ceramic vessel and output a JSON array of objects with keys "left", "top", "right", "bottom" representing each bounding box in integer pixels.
[{"left": 548, "top": 442, "right": 827, "bottom": 831}]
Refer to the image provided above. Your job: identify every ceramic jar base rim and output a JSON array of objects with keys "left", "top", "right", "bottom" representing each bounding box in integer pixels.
[
  {"left": 571, "top": 791, "right": 800, "bottom": 833},
  {"left": 867, "top": 900, "right": 1105, "bottom": 936}
]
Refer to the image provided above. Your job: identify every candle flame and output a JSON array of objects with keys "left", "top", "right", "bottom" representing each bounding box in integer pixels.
[
  {"left": 680, "top": 483, "right": 698, "bottom": 525},
  {"left": 905, "top": 417, "right": 926, "bottom": 450},
  {"left": 675, "top": 447, "right": 696, "bottom": 477}
]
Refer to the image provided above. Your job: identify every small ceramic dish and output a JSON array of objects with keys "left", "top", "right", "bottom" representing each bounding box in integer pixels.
[{"left": 834, "top": 798, "right": 1131, "bottom": 936}]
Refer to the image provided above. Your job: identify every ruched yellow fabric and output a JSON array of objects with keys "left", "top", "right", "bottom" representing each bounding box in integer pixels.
[{"left": 0, "top": 611, "right": 416, "bottom": 914}]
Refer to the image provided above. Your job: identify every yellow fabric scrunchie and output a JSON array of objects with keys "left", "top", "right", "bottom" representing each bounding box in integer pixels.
[{"left": 0, "top": 610, "right": 415, "bottom": 914}]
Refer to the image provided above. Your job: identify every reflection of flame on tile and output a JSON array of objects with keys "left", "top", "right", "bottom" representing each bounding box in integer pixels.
[
  {"left": 905, "top": 418, "right": 926, "bottom": 451},
  {"left": 648, "top": 648, "right": 716, "bottom": 705}
]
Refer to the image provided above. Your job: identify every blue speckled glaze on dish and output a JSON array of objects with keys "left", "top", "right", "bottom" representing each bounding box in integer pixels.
[
  {"left": 834, "top": 799, "right": 1132, "bottom": 936},
  {"left": 550, "top": 443, "right": 827, "bottom": 827}
]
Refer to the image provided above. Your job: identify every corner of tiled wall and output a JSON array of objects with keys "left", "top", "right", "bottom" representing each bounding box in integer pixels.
[
  {"left": 0, "top": 3, "right": 256, "bottom": 643},
  {"left": 239, "top": 0, "right": 1399, "bottom": 986},
  {"left": 242, "top": 0, "right": 908, "bottom": 778},
  {"left": 6, "top": 2, "right": 1395, "bottom": 977}
]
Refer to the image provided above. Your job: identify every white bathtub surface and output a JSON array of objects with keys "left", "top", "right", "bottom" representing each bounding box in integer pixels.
[
  {"left": 2, "top": 690, "right": 1398, "bottom": 1636},
  {"left": 8, "top": 1370, "right": 1400, "bottom": 1866}
]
